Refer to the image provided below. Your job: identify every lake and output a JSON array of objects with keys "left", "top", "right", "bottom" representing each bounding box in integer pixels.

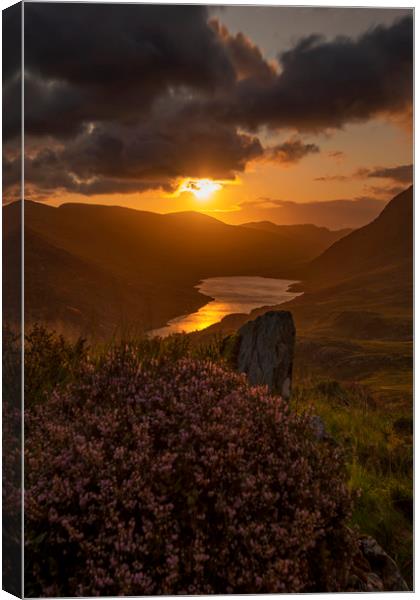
[{"left": 149, "top": 276, "right": 302, "bottom": 337}]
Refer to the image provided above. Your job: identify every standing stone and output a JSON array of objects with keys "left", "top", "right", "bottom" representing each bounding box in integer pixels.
[{"left": 236, "top": 311, "right": 295, "bottom": 399}]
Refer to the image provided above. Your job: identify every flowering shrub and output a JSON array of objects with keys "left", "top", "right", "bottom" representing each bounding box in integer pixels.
[
  {"left": 25, "top": 345, "right": 355, "bottom": 596},
  {"left": 3, "top": 326, "right": 22, "bottom": 596},
  {"left": 24, "top": 324, "right": 87, "bottom": 405}
]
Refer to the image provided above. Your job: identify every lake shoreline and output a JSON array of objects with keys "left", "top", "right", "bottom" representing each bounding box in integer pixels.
[{"left": 149, "top": 276, "right": 301, "bottom": 338}]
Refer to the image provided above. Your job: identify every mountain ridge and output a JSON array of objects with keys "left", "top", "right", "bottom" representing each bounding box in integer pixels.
[
  {"left": 303, "top": 186, "right": 413, "bottom": 289},
  {"left": 9, "top": 199, "right": 352, "bottom": 338}
]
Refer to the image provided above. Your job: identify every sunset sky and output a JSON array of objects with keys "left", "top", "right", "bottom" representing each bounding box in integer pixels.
[{"left": 3, "top": 4, "right": 413, "bottom": 229}]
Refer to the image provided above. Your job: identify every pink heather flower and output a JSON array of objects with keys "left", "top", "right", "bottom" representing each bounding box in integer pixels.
[{"left": 22, "top": 349, "right": 354, "bottom": 596}]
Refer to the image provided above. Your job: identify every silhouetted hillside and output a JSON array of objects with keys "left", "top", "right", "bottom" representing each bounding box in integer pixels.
[
  {"left": 285, "top": 187, "right": 413, "bottom": 342},
  {"left": 3, "top": 201, "right": 21, "bottom": 327},
  {"left": 11, "top": 201, "right": 348, "bottom": 337},
  {"left": 304, "top": 186, "right": 413, "bottom": 288},
  {"left": 23, "top": 202, "right": 340, "bottom": 281}
]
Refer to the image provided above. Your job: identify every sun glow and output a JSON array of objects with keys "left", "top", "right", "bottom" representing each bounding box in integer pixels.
[{"left": 179, "top": 178, "right": 223, "bottom": 201}]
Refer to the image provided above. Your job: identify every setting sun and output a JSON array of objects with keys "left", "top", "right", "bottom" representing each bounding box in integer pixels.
[{"left": 180, "top": 178, "right": 223, "bottom": 201}]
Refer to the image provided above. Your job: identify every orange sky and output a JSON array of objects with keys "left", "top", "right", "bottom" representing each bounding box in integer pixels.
[
  {"left": 4, "top": 5, "right": 413, "bottom": 229},
  {"left": 43, "top": 116, "right": 412, "bottom": 227}
]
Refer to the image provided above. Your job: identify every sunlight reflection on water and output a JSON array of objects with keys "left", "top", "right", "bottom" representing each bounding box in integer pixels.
[{"left": 149, "top": 276, "right": 301, "bottom": 337}]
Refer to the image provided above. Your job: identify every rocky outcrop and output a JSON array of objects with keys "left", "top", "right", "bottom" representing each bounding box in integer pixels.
[
  {"left": 309, "top": 415, "right": 330, "bottom": 442},
  {"left": 360, "top": 536, "right": 409, "bottom": 591},
  {"left": 346, "top": 535, "right": 410, "bottom": 591},
  {"left": 236, "top": 311, "right": 295, "bottom": 399}
]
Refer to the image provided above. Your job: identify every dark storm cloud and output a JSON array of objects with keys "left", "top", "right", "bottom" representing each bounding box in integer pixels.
[
  {"left": 210, "top": 19, "right": 276, "bottom": 82},
  {"left": 24, "top": 4, "right": 232, "bottom": 89},
  {"left": 8, "top": 4, "right": 236, "bottom": 140},
  {"left": 2, "top": 5, "right": 413, "bottom": 199},
  {"left": 62, "top": 120, "right": 262, "bottom": 181},
  {"left": 2, "top": 2, "right": 22, "bottom": 150},
  {"left": 19, "top": 118, "right": 262, "bottom": 196},
  {"left": 2, "top": 2, "right": 21, "bottom": 84},
  {"left": 16, "top": 149, "right": 170, "bottom": 198},
  {"left": 19, "top": 6, "right": 412, "bottom": 141},
  {"left": 22, "top": 75, "right": 87, "bottom": 139},
  {"left": 265, "top": 138, "right": 320, "bottom": 164},
  {"left": 3, "top": 76, "right": 23, "bottom": 142},
  {"left": 3, "top": 155, "right": 20, "bottom": 189},
  {"left": 193, "top": 16, "right": 413, "bottom": 132}
]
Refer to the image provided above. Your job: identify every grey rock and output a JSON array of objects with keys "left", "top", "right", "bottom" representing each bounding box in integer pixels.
[
  {"left": 309, "top": 415, "right": 329, "bottom": 441},
  {"left": 236, "top": 311, "right": 295, "bottom": 399},
  {"left": 360, "top": 536, "right": 409, "bottom": 591}
]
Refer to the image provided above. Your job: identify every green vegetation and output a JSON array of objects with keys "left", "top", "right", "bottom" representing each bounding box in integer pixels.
[
  {"left": 5, "top": 325, "right": 412, "bottom": 588},
  {"left": 291, "top": 324, "right": 412, "bottom": 586},
  {"left": 291, "top": 376, "right": 412, "bottom": 585}
]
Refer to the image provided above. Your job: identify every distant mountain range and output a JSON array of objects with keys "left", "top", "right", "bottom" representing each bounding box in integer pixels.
[
  {"left": 242, "top": 222, "right": 352, "bottom": 257},
  {"left": 3, "top": 200, "right": 350, "bottom": 338},
  {"left": 220, "top": 197, "right": 386, "bottom": 230}
]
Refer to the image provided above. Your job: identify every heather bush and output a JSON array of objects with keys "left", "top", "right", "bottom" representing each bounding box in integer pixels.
[
  {"left": 3, "top": 326, "right": 22, "bottom": 596},
  {"left": 24, "top": 324, "right": 87, "bottom": 405},
  {"left": 24, "top": 344, "right": 355, "bottom": 596},
  {"left": 3, "top": 325, "right": 21, "bottom": 408}
]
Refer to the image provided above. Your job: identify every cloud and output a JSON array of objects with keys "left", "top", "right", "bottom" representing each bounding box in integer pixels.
[
  {"left": 7, "top": 4, "right": 236, "bottom": 141},
  {"left": 264, "top": 137, "right": 320, "bottom": 164},
  {"left": 315, "top": 163, "right": 413, "bottom": 184},
  {"left": 20, "top": 129, "right": 318, "bottom": 199},
  {"left": 2, "top": 3, "right": 21, "bottom": 84},
  {"left": 17, "top": 119, "right": 263, "bottom": 198},
  {"left": 2, "top": 5, "right": 413, "bottom": 200},
  {"left": 327, "top": 151, "right": 345, "bottom": 161},
  {"left": 210, "top": 19, "right": 276, "bottom": 82},
  {"left": 367, "top": 164, "right": 413, "bottom": 183},
  {"left": 191, "top": 16, "right": 413, "bottom": 132},
  {"left": 25, "top": 4, "right": 233, "bottom": 91},
  {"left": 17, "top": 7, "right": 412, "bottom": 143},
  {"left": 314, "top": 175, "right": 348, "bottom": 182}
]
